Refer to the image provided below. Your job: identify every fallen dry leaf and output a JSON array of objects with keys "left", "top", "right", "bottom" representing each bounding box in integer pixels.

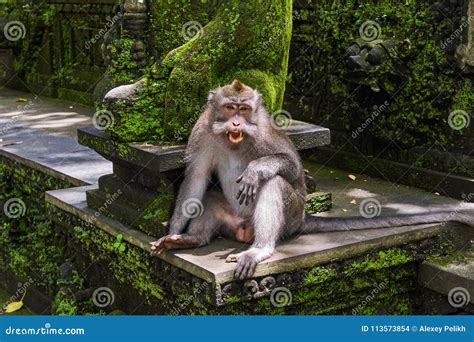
[
  {"left": 3, "top": 301, "right": 23, "bottom": 313},
  {"left": 350, "top": 199, "right": 357, "bottom": 204},
  {"left": 348, "top": 174, "right": 356, "bottom": 181}
]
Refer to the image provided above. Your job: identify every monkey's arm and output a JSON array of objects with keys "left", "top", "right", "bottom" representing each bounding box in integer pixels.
[
  {"left": 169, "top": 155, "right": 213, "bottom": 234},
  {"left": 237, "top": 153, "right": 302, "bottom": 205}
]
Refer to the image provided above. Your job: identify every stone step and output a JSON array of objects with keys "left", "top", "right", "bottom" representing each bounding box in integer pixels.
[
  {"left": 78, "top": 121, "right": 331, "bottom": 175},
  {"left": 98, "top": 174, "right": 168, "bottom": 211},
  {"left": 418, "top": 251, "right": 474, "bottom": 306},
  {"left": 86, "top": 188, "right": 168, "bottom": 238}
]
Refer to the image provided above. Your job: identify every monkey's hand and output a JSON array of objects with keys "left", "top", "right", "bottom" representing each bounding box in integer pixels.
[{"left": 236, "top": 166, "right": 260, "bottom": 205}]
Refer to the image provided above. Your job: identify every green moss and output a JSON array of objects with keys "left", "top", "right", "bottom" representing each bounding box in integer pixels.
[
  {"left": 289, "top": 0, "right": 471, "bottom": 150},
  {"left": 305, "top": 192, "right": 332, "bottom": 214},
  {"left": 303, "top": 265, "right": 337, "bottom": 286},
  {"left": 344, "top": 248, "right": 414, "bottom": 276}
]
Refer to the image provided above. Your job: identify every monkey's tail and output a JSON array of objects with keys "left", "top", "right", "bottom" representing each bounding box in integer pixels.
[{"left": 302, "top": 211, "right": 473, "bottom": 233}]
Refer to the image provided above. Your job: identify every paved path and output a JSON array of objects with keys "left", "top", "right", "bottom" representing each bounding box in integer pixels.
[{"left": 0, "top": 87, "right": 111, "bottom": 185}]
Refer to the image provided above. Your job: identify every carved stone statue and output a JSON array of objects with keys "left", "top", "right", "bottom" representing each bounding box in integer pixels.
[{"left": 96, "top": 0, "right": 293, "bottom": 143}]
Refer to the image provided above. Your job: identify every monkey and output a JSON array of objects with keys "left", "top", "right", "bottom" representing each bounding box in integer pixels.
[{"left": 150, "top": 79, "right": 474, "bottom": 279}]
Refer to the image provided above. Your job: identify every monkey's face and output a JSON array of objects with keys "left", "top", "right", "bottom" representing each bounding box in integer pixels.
[{"left": 212, "top": 100, "right": 257, "bottom": 148}]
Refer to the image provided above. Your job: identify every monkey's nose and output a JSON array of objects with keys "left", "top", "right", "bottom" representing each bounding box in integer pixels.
[{"left": 232, "top": 121, "right": 240, "bottom": 127}]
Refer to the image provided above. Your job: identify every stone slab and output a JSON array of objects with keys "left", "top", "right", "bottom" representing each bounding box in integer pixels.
[
  {"left": 418, "top": 253, "right": 474, "bottom": 304},
  {"left": 78, "top": 120, "right": 331, "bottom": 173},
  {"left": 311, "top": 147, "right": 474, "bottom": 201},
  {"left": 46, "top": 184, "right": 467, "bottom": 285}
]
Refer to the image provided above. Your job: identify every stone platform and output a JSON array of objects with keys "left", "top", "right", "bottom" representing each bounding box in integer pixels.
[{"left": 45, "top": 163, "right": 474, "bottom": 307}]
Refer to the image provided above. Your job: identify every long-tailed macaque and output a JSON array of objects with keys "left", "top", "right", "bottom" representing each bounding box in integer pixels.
[{"left": 150, "top": 80, "right": 473, "bottom": 279}]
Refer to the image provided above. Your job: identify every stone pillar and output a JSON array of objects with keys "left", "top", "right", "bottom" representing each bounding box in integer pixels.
[{"left": 455, "top": 0, "right": 474, "bottom": 73}]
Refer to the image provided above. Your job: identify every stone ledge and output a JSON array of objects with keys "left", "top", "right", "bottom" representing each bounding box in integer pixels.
[
  {"left": 45, "top": 185, "right": 464, "bottom": 286},
  {"left": 78, "top": 121, "right": 331, "bottom": 173},
  {"left": 418, "top": 254, "right": 474, "bottom": 304}
]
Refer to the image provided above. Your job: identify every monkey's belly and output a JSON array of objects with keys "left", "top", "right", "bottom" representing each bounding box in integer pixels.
[{"left": 217, "top": 160, "right": 254, "bottom": 219}]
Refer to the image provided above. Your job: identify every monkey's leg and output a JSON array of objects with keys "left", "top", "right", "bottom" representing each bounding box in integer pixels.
[
  {"left": 150, "top": 191, "right": 237, "bottom": 255},
  {"left": 227, "top": 176, "right": 304, "bottom": 279}
]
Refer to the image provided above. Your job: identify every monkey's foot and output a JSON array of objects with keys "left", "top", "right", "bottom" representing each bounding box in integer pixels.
[
  {"left": 150, "top": 234, "right": 201, "bottom": 256},
  {"left": 226, "top": 248, "right": 274, "bottom": 279},
  {"left": 225, "top": 250, "right": 259, "bottom": 279}
]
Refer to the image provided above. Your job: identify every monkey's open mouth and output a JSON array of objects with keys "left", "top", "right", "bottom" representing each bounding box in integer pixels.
[{"left": 226, "top": 130, "right": 244, "bottom": 144}]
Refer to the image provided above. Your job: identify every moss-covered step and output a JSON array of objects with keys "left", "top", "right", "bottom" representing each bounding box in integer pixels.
[
  {"left": 86, "top": 188, "right": 168, "bottom": 238},
  {"left": 418, "top": 250, "right": 474, "bottom": 305}
]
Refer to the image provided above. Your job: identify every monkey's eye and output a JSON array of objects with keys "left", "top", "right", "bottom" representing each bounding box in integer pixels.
[
  {"left": 239, "top": 105, "right": 251, "bottom": 114},
  {"left": 222, "top": 104, "right": 237, "bottom": 115}
]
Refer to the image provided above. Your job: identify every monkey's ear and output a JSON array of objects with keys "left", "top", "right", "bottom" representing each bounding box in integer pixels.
[
  {"left": 207, "top": 90, "right": 216, "bottom": 102},
  {"left": 231, "top": 79, "right": 244, "bottom": 92}
]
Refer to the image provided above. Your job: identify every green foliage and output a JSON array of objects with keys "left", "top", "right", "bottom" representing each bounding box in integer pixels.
[
  {"left": 289, "top": 0, "right": 471, "bottom": 148},
  {"left": 112, "top": 234, "right": 127, "bottom": 253}
]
